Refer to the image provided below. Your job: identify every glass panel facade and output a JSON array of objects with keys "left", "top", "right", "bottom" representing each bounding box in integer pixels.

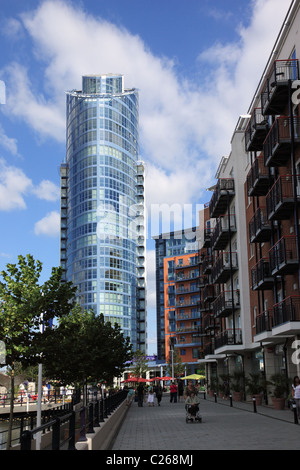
[{"left": 61, "top": 74, "right": 142, "bottom": 350}]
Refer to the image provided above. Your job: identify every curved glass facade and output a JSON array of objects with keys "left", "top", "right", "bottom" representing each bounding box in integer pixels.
[{"left": 61, "top": 74, "right": 141, "bottom": 349}]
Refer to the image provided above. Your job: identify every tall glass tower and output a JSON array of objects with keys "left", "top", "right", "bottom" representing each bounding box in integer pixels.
[{"left": 60, "top": 74, "right": 146, "bottom": 352}]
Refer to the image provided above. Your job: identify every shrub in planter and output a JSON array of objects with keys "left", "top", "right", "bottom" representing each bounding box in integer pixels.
[
  {"left": 245, "top": 373, "right": 267, "bottom": 405},
  {"left": 269, "top": 373, "right": 289, "bottom": 410},
  {"left": 230, "top": 370, "right": 244, "bottom": 401}
]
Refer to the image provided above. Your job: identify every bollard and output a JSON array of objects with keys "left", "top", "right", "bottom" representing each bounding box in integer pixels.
[
  {"left": 214, "top": 392, "right": 217, "bottom": 403},
  {"left": 88, "top": 403, "right": 95, "bottom": 433},
  {"left": 94, "top": 400, "right": 100, "bottom": 427},
  {"left": 252, "top": 397, "right": 257, "bottom": 413},
  {"left": 78, "top": 407, "right": 87, "bottom": 442},
  {"left": 52, "top": 417, "right": 61, "bottom": 450},
  {"left": 292, "top": 403, "right": 298, "bottom": 424},
  {"left": 21, "top": 430, "right": 32, "bottom": 450},
  {"left": 229, "top": 394, "right": 233, "bottom": 407},
  {"left": 99, "top": 398, "right": 105, "bottom": 422}
]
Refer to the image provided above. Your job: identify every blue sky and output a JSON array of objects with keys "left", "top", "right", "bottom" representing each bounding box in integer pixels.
[{"left": 0, "top": 0, "right": 291, "bottom": 354}]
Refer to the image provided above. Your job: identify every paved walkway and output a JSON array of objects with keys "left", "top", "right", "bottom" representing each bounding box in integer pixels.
[{"left": 111, "top": 394, "right": 300, "bottom": 451}]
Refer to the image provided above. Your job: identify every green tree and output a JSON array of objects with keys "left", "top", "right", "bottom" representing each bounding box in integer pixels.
[
  {"left": 130, "top": 350, "right": 149, "bottom": 379},
  {"left": 40, "top": 308, "right": 133, "bottom": 390},
  {"left": 0, "top": 254, "right": 76, "bottom": 449},
  {"left": 167, "top": 350, "right": 185, "bottom": 378}
]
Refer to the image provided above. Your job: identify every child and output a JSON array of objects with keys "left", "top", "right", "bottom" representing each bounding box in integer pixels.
[{"left": 147, "top": 387, "right": 155, "bottom": 406}]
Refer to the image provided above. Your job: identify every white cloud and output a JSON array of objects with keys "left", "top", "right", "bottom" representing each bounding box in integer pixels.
[
  {"left": 32, "top": 179, "right": 60, "bottom": 201},
  {"left": 34, "top": 210, "right": 60, "bottom": 237},
  {"left": 0, "top": 0, "right": 291, "bottom": 209},
  {"left": 0, "top": 124, "right": 19, "bottom": 156},
  {"left": 0, "top": 158, "right": 32, "bottom": 210}
]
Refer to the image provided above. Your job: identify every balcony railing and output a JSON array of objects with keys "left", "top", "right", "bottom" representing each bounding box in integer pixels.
[
  {"left": 245, "top": 108, "right": 269, "bottom": 152},
  {"left": 263, "top": 116, "right": 300, "bottom": 167},
  {"left": 212, "top": 251, "right": 238, "bottom": 284},
  {"left": 266, "top": 175, "right": 300, "bottom": 220},
  {"left": 255, "top": 309, "right": 273, "bottom": 335},
  {"left": 249, "top": 206, "right": 271, "bottom": 244},
  {"left": 261, "top": 59, "right": 299, "bottom": 115},
  {"left": 246, "top": 155, "right": 273, "bottom": 197},
  {"left": 175, "top": 298, "right": 200, "bottom": 308},
  {"left": 211, "top": 214, "right": 236, "bottom": 250},
  {"left": 215, "top": 328, "right": 242, "bottom": 349},
  {"left": 176, "top": 310, "right": 201, "bottom": 320},
  {"left": 202, "top": 255, "right": 213, "bottom": 274},
  {"left": 202, "top": 284, "right": 216, "bottom": 303},
  {"left": 251, "top": 258, "right": 274, "bottom": 291},
  {"left": 209, "top": 178, "right": 235, "bottom": 219},
  {"left": 203, "top": 313, "right": 215, "bottom": 331},
  {"left": 203, "top": 227, "right": 212, "bottom": 248},
  {"left": 269, "top": 235, "right": 299, "bottom": 275},
  {"left": 212, "top": 290, "right": 240, "bottom": 318},
  {"left": 175, "top": 257, "right": 199, "bottom": 269},
  {"left": 175, "top": 270, "right": 200, "bottom": 282},
  {"left": 273, "top": 296, "right": 300, "bottom": 327}
]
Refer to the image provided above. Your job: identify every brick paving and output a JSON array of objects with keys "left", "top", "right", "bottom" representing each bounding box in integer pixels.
[{"left": 111, "top": 394, "right": 300, "bottom": 450}]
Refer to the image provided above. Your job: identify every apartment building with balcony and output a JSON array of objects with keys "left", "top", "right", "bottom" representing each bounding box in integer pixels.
[
  {"left": 200, "top": 118, "right": 253, "bottom": 384},
  {"left": 199, "top": 2, "right": 300, "bottom": 405},
  {"left": 163, "top": 252, "right": 203, "bottom": 370},
  {"left": 153, "top": 228, "right": 200, "bottom": 361},
  {"left": 244, "top": 0, "right": 300, "bottom": 390}
]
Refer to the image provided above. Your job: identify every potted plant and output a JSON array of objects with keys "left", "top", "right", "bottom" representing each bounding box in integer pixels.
[
  {"left": 218, "top": 374, "right": 230, "bottom": 399},
  {"left": 269, "top": 373, "right": 289, "bottom": 410},
  {"left": 245, "top": 373, "right": 266, "bottom": 405},
  {"left": 230, "top": 370, "right": 244, "bottom": 401},
  {"left": 208, "top": 377, "right": 217, "bottom": 397}
]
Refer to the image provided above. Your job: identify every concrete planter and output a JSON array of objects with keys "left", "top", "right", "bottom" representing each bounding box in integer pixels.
[{"left": 272, "top": 397, "right": 285, "bottom": 410}]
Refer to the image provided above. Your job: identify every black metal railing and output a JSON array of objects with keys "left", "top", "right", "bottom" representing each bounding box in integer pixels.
[
  {"left": 273, "top": 296, "right": 300, "bottom": 327},
  {"left": 16, "top": 389, "right": 127, "bottom": 450}
]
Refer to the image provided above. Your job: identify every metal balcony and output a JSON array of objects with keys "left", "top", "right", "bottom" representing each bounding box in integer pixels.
[
  {"left": 202, "top": 284, "right": 216, "bottom": 303},
  {"left": 212, "top": 290, "right": 240, "bottom": 319},
  {"left": 246, "top": 155, "right": 273, "bottom": 197},
  {"left": 215, "top": 328, "right": 242, "bottom": 349},
  {"left": 269, "top": 235, "right": 299, "bottom": 275},
  {"left": 263, "top": 116, "right": 300, "bottom": 167},
  {"left": 245, "top": 108, "right": 269, "bottom": 152},
  {"left": 273, "top": 296, "right": 300, "bottom": 328},
  {"left": 202, "top": 255, "right": 213, "bottom": 274},
  {"left": 209, "top": 178, "right": 235, "bottom": 219},
  {"left": 255, "top": 309, "right": 273, "bottom": 335},
  {"left": 203, "top": 227, "right": 212, "bottom": 248},
  {"left": 261, "top": 59, "right": 299, "bottom": 115},
  {"left": 249, "top": 207, "right": 271, "bottom": 243},
  {"left": 211, "top": 214, "right": 236, "bottom": 251},
  {"left": 251, "top": 258, "right": 274, "bottom": 291},
  {"left": 266, "top": 175, "right": 300, "bottom": 220},
  {"left": 212, "top": 251, "right": 238, "bottom": 284}
]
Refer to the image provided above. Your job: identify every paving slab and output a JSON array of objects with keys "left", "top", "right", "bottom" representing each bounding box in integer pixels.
[{"left": 111, "top": 394, "right": 300, "bottom": 451}]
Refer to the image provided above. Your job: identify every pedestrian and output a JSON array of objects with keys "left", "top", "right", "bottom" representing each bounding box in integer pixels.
[
  {"left": 292, "top": 376, "right": 300, "bottom": 419},
  {"left": 147, "top": 387, "right": 155, "bottom": 406},
  {"left": 170, "top": 381, "right": 177, "bottom": 403},
  {"left": 177, "top": 379, "right": 184, "bottom": 402},
  {"left": 155, "top": 384, "right": 163, "bottom": 406},
  {"left": 137, "top": 383, "right": 144, "bottom": 407},
  {"left": 184, "top": 380, "right": 197, "bottom": 398},
  {"left": 126, "top": 387, "right": 135, "bottom": 406}
]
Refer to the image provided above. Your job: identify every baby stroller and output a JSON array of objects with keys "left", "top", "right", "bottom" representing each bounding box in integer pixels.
[{"left": 185, "top": 402, "right": 202, "bottom": 423}]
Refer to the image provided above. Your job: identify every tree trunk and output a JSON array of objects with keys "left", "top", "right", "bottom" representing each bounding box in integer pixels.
[{"left": 6, "top": 362, "right": 15, "bottom": 450}]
